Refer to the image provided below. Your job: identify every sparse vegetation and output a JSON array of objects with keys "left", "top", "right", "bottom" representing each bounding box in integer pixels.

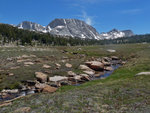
[{"left": 0, "top": 43, "right": 150, "bottom": 112}]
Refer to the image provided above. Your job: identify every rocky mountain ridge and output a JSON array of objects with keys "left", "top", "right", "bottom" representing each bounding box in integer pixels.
[{"left": 17, "top": 19, "right": 134, "bottom": 40}]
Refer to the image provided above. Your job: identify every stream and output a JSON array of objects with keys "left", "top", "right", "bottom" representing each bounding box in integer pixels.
[{"left": 0, "top": 60, "right": 122, "bottom": 103}]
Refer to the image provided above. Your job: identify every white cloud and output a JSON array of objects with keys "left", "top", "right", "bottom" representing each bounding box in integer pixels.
[{"left": 82, "top": 11, "right": 93, "bottom": 25}]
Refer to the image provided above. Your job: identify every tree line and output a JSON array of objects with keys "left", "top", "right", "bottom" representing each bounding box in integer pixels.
[
  {"left": 0, "top": 24, "right": 103, "bottom": 46},
  {"left": 0, "top": 23, "right": 150, "bottom": 46}
]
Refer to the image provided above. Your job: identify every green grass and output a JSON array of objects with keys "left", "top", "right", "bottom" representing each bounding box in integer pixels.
[{"left": 0, "top": 43, "right": 150, "bottom": 113}]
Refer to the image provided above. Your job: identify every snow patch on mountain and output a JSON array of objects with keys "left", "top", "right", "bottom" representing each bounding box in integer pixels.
[
  {"left": 99, "top": 29, "right": 134, "bottom": 39},
  {"left": 17, "top": 20, "right": 134, "bottom": 40}
]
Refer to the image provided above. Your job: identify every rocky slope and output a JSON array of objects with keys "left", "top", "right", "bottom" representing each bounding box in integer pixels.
[
  {"left": 99, "top": 29, "right": 134, "bottom": 39},
  {"left": 17, "top": 19, "right": 101, "bottom": 40},
  {"left": 17, "top": 19, "right": 134, "bottom": 40},
  {"left": 47, "top": 19, "right": 100, "bottom": 39},
  {"left": 17, "top": 21, "right": 47, "bottom": 33}
]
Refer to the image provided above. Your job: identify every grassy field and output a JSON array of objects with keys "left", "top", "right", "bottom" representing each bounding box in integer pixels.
[{"left": 0, "top": 43, "right": 150, "bottom": 113}]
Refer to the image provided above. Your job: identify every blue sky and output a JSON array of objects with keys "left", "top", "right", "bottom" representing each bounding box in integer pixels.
[{"left": 0, "top": 0, "right": 149, "bottom": 34}]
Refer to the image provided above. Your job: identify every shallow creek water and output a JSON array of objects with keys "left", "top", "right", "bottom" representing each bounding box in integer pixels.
[{"left": 0, "top": 60, "right": 122, "bottom": 102}]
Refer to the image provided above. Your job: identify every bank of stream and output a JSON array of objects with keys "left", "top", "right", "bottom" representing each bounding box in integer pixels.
[{"left": 0, "top": 58, "right": 123, "bottom": 103}]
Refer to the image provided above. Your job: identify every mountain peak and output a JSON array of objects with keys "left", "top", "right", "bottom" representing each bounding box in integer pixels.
[
  {"left": 46, "top": 18, "right": 100, "bottom": 39},
  {"left": 17, "top": 21, "right": 47, "bottom": 33},
  {"left": 111, "top": 28, "right": 119, "bottom": 32},
  {"left": 16, "top": 19, "right": 134, "bottom": 40},
  {"left": 99, "top": 29, "right": 134, "bottom": 39}
]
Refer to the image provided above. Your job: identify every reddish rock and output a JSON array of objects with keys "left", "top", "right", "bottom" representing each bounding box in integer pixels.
[
  {"left": 42, "top": 85, "right": 57, "bottom": 93},
  {"left": 85, "top": 61, "right": 104, "bottom": 71}
]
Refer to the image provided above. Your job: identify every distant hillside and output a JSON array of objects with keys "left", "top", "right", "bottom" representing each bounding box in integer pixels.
[
  {"left": 0, "top": 24, "right": 101, "bottom": 46},
  {"left": 0, "top": 23, "right": 149, "bottom": 46}
]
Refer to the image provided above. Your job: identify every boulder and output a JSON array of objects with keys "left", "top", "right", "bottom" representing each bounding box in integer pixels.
[
  {"left": 74, "top": 75, "right": 82, "bottom": 80},
  {"left": 102, "top": 60, "right": 111, "bottom": 66},
  {"left": 48, "top": 82, "right": 61, "bottom": 87},
  {"left": 55, "top": 63, "right": 61, "bottom": 67},
  {"left": 80, "top": 74, "right": 89, "bottom": 77},
  {"left": 105, "top": 66, "right": 113, "bottom": 71},
  {"left": 68, "top": 75, "right": 82, "bottom": 83},
  {"left": 35, "top": 72, "right": 48, "bottom": 83},
  {"left": 67, "top": 71, "right": 77, "bottom": 77},
  {"left": 61, "top": 60, "right": 66, "bottom": 63},
  {"left": 43, "top": 64, "right": 51, "bottom": 69},
  {"left": 30, "top": 54, "right": 36, "bottom": 58},
  {"left": 65, "top": 63, "right": 72, "bottom": 68},
  {"left": 85, "top": 61, "right": 104, "bottom": 71},
  {"left": 7, "top": 58, "right": 13, "bottom": 61},
  {"left": 42, "top": 85, "right": 57, "bottom": 93},
  {"left": 49, "top": 76, "right": 68, "bottom": 82},
  {"left": 111, "top": 56, "right": 119, "bottom": 60},
  {"left": 94, "top": 72, "right": 105, "bottom": 77},
  {"left": 8, "top": 73, "right": 14, "bottom": 76},
  {"left": 24, "top": 62, "right": 34, "bottom": 65},
  {"left": 107, "top": 49, "right": 116, "bottom": 53},
  {"left": 1, "top": 89, "right": 19, "bottom": 93},
  {"left": 102, "top": 57, "right": 111, "bottom": 62},
  {"left": 35, "top": 83, "right": 47, "bottom": 89},
  {"left": 79, "top": 65, "right": 93, "bottom": 71},
  {"left": 121, "top": 61, "right": 126, "bottom": 65},
  {"left": 17, "top": 59, "right": 31, "bottom": 63},
  {"left": 60, "top": 81, "right": 70, "bottom": 86},
  {"left": 26, "top": 90, "right": 35, "bottom": 95},
  {"left": 80, "top": 74, "right": 90, "bottom": 81},
  {"left": 22, "top": 55, "right": 30, "bottom": 58},
  {"left": 1, "top": 92, "right": 10, "bottom": 99},
  {"left": 135, "top": 72, "right": 150, "bottom": 76},
  {"left": 83, "top": 70, "right": 95, "bottom": 75},
  {"left": 34, "top": 59, "right": 42, "bottom": 63}
]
